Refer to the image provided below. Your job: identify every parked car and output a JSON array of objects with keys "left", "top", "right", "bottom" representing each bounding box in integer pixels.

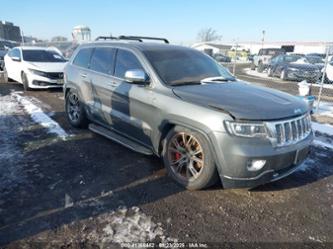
[
  {"left": 267, "top": 54, "right": 320, "bottom": 82},
  {"left": 0, "top": 41, "right": 13, "bottom": 71},
  {"left": 307, "top": 53, "right": 326, "bottom": 59},
  {"left": 0, "top": 49, "right": 6, "bottom": 71},
  {"left": 4, "top": 46, "right": 67, "bottom": 90},
  {"left": 248, "top": 54, "right": 256, "bottom": 62},
  {"left": 64, "top": 36, "right": 313, "bottom": 190},
  {"left": 251, "top": 48, "right": 285, "bottom": 72},
  {"left": 213, "top": 53, "right": 231, "bottom": 63},
  {"left": 306, "top": 55, "right": 324, "bottom": 69}
]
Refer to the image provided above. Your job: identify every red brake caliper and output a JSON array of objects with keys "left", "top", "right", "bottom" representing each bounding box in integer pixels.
[{"left": 175, "top": 152, "right": 181, "bottom": 161}]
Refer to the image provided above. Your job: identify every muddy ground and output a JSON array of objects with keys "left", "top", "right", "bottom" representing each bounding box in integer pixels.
[{"left": 0, "top": 76, "right": 333, "bottom": 249}]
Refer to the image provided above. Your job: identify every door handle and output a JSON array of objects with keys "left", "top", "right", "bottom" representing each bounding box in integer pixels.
[{"left": 108, "top": 81, "right": 118, "bottom": 87}]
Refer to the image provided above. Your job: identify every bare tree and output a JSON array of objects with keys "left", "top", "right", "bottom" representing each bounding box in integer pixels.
[{"left": 197, "top": 28, "right": 221, "bottom": 42}]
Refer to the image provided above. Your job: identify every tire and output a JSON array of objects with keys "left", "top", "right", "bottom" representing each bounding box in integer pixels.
[
  {"left": 0, "top": 66, "right": 8, "bottom": 83},
  {"left": 162, "top": 126, "right": 219, "bottom": 190},
  {"left": 267, "top": 67, "right": 273, "bottom": 77},
  {"left": 65, "top": 89, "right": 88, "bottom": 128},
  {"left": 324, "top": 73, "right": 333, "bottom": 84},
  {"left": 280, "top": 69, "right": 287, "bottom": 81},
  {"left": 250, "top": 63, "right": 256, "bottom": 70},
  {"left": 21, "top": 72, "right": 31, "bottom": 91},
  {"left": 257, "top": 62, "right": 264, "bottom": 73}
]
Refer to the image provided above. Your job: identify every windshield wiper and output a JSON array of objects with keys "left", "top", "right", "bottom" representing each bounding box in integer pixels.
[
  {"left": 200, "top": 76, "right": 236, "bottom": 83},
  {"left": 169, "top": 81, "right": 202, "bottom": 87}
]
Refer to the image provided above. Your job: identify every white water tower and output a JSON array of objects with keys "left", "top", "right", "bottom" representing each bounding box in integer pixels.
[{"left": 72, "top": 25, "right": 91, "bottom": 42}]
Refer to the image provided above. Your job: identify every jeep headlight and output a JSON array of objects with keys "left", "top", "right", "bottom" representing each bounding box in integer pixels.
[
  {"left": 225, "top": 121, "right": 268, "bottom": 138},
  {"left": 288, "top": 67, "right": 299, "bottom": 72},
  {"left": 28, "top": 69, "right": 48, "bottom": 77}
]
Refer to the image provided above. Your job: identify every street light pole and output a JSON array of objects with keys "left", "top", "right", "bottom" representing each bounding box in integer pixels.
[{"left": 261, "top": 30, "right": 265, "bottom": 49}]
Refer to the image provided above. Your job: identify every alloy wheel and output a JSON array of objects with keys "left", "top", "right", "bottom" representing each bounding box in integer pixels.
[
  {"left": 67, "top": 92, "right": 81, "bottom": 122},
  {"left": 167, "top": 132, "right": 204, "bottom": 181}
]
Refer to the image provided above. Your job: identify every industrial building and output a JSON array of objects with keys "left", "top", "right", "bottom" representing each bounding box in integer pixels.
[{"left": 0, "top": 21, "right": 21, "bottom": 42}]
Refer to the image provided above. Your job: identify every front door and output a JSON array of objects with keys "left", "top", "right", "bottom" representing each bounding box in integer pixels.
[{"left": 110, "top": 48, "right": 154, "bottom": 146}]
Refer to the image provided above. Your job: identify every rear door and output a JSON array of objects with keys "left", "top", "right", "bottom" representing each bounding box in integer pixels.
[
  {"left": 70, "top": 47, "right": 94, "bottom": 113},
  {"left": 88, "top": 46, "right": 116, "bottom": 125}
]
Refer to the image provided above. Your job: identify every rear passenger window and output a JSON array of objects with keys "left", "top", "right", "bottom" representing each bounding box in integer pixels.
[
  {"left": 90, "top": 47, "right": 115, "bottom": 74},
  {"left": 73, "top": 48, "right": 93, "bottom": 68},
  {"left": 114, "top": 49, "right": 144, "bottom": 78}
]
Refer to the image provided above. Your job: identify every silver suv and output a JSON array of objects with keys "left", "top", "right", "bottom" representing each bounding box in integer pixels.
[{"left": 64, "top": 36, "right": 313, "bottom": 190}]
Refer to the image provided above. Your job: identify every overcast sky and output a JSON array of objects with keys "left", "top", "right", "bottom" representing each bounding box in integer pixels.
[{"left": 1, "top": 0, "right": 332, "bottom": 44}]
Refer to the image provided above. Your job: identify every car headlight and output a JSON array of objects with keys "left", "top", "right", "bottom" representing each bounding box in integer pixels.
[
  {"left": 225, "top": 121, "right": 268, "bottom": 138},
  {"left": 28, "top": 69, "right": 48, "bottom": 77},
  {"left": 288, "top": 67, "right": 299, "bottom": 72}
]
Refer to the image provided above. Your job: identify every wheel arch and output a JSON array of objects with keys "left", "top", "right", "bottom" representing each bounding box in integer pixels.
[{"left": 155, "top": 117, "right": 223, "bottom": 175}]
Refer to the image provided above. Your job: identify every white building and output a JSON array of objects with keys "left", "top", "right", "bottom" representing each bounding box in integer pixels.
[
  {"left": 191, "top": 42, "right": 232, "bottom": 56},
  {"left": 192, "top": 41, "right": 333, "bottom": 55},
  {"left": 72, "top": 25, "right": 91, "bottom": 42}
]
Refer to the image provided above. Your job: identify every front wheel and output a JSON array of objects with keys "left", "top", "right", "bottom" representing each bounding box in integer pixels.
[
  {"left": 21, "top": 72, "right": 31, "bottom": 91},
  {"left": 65, "top": 89, "right": 88, "bottom": 128},
  {"left": 267, "top": 67, "right": 273, "bottom": 77},
  {"left": 280, "top": 69, "right": 287, "bottom": 81},
  {"left": 162, "top": 126, "right": 218, "bottom": 190},
  {"left": 257, "top": 62, "right": 265, "bottom": 73}
]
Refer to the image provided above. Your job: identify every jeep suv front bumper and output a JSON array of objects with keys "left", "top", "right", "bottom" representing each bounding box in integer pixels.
[{"left": 211, "top": 130, "right": 313, "bottom": 189}]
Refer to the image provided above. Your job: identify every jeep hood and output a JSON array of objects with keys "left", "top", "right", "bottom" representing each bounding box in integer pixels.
[{"left": 172, "top": 81, "right": 308, "bottom": 120}]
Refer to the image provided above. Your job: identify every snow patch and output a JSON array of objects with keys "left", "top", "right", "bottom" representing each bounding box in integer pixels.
[
  {"left": 243, "top": 68, "right": 271, "bottom": 79},
  {"left": 12, "top": 93, "right": 68, "bottom": 139},
  {"left": 312, "top": 121, "right": 333, "bottom": 136},
  {"left": 315, "top": 101, "right": 333, "bottom": 118},
  {"left": 86, "top": 206, "right": 171, "bottom": 244}
]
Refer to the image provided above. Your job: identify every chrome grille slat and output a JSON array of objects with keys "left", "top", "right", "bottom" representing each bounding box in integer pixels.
[{"left": 265, "top": 114, "right": 312, "bottom": 147}]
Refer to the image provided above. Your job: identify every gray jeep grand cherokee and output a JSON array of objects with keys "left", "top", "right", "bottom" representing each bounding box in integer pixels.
[{"left": 64, "top": 36, "right": 313, "bottom": 190}]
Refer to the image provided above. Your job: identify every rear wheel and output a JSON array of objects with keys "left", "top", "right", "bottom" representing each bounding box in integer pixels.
[
  {"left": 324, "top": 73, "right": 333, "bottom": 84},
  {"left": 65, "top": 89, "right": 88, "bottom": 128},
  {"left": 162, "top": 126, "right": 218, "bottom": 190},
  {"left": 0, "top": 65, "right": 8, "bottom": 83},
  {"left": 21, "top": 72, "right": 31, "bottom": 91}
]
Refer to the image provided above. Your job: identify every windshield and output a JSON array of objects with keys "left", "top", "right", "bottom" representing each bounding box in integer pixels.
[
  {"left": 143, "top": 48, "right": 235, "bottom": 86},
  {"left": 284, "top": 55, "right": 307, "bottom": 63},
  {"left": 306, "top": 56, "right": 323, "bottom": 64},
  {"left": 22, "top": 50, "right": 66, "bottom": 62}
]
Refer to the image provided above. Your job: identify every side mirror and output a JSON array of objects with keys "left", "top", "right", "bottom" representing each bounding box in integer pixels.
[
  {"left": 11, "top": 56, "right": 21, "bottom": 62},
  {"left": 124, "top": 69, "right": 149, "bottom": 84}
]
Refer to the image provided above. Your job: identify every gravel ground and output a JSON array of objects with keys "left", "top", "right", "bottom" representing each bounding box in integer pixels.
[{"left": 0, "top": 79, "right": 333, "bottom": 249}]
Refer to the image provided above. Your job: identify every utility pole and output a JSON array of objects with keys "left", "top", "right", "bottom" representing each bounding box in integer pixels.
[
  {"left": 261, "top": 30, "right": 265, "bottom": 49},
  {"left": 232, "top": 39, "right": 238, "bottom": 75},
  {"left": 316, "top": 43, "right": 330, "bottom": 113},
  {"left": 21, "top": 30, "right": 25, "bottom": 45}
]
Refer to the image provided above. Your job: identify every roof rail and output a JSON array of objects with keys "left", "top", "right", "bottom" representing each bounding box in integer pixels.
[
  {"left": 118, "top": 35, "right": 169, "bottom": 44},
  {"left": 95, "top": 35, "right": 169, "bottom": 44},
  {"left": 95, "top": 36, "right": 117, "bottom": 41},
  {"left": 95, "top": 36, "right": 143, "bottom": 42}
]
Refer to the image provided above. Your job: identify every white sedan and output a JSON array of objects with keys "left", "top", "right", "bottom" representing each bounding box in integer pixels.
[{"left": 4, "top": 46, "right": 67, "bottom": 90}]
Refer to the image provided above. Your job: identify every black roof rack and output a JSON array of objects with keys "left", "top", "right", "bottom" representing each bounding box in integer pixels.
[
  {"left": 118, "top": 36, "right": 169, "bottom": 44},
  {"left": 95, "top": 35, "right": 169, "bottom": 44}
]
